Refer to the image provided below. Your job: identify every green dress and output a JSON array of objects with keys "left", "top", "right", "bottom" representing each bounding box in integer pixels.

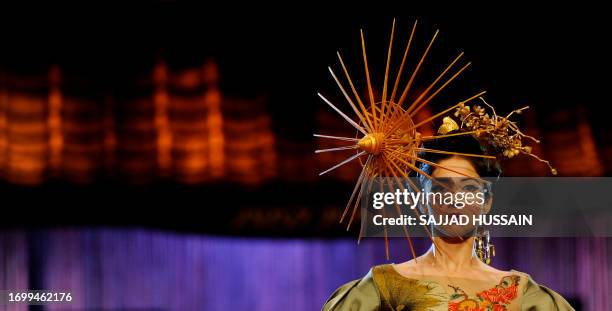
[{"left": 322, "top": 264, "right": 574, "bottom": 311}]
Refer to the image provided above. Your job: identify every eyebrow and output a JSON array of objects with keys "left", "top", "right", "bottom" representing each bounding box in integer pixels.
[{"left": 430, "top": 177, "right": 484, "bottom": 187}]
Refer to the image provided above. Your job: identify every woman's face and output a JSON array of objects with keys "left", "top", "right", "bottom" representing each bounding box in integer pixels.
[{"left": 422, "top": 156, "right": 491, "bottom": 238}]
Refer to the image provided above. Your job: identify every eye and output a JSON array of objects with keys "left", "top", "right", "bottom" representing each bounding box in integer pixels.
[
  {"left": 431, "top": 185, "right": 444, "bottom": 193},
  {"left": 463, "top": 184, "right": 479, "bottom": 192}
]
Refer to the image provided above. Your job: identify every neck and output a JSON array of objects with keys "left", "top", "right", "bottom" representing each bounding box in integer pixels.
[{"left": 423, "top": 236, "right": 479, "bottom": 273}]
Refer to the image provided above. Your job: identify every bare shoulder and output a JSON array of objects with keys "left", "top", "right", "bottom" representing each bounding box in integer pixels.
[
  {"left": 482, "top": 264, "right": 529, "bottom": 280},
  {"left": 391, "top": 257, "right": 435, "bottom": 277}
]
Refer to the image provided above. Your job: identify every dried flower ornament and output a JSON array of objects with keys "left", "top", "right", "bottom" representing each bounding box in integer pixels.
[{"left": 446, "top": 97, "right": 557, "bottom": 175}]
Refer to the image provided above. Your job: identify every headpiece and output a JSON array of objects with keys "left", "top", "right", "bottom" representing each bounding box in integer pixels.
[{"left": 314, "top": 19, "right": 555, "bottom": 260}]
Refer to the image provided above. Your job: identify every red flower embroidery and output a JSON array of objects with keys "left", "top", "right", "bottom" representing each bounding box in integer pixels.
[
  {"left": 448, "top": 276, "right": 520, "bottom": 310},
  {"left": 448, "top": 301, "right": 485, "bottom": 311},
  {"left": 477, "top": 285, "right": 517, "bottom": 305},
  {"left": 493, "top": 304, "right": 506, "bottom": 311}
]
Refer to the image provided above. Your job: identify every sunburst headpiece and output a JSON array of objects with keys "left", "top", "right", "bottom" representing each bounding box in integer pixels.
[{"left": 314, "top": 19, "right": 555, "bottom": 259}]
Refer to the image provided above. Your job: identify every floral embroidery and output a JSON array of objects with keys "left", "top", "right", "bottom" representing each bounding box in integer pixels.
[
  {"left": 373, "top": 265, "right": 447, "bottom": 311},
  {"left": 372, "top": 265, "right": 522, "bottom": 311},
  {"left": 477, "top": 282, "right": 518, "bottom": 304},
  {"left": 448, "top": 275, "right": 520, "bottom": 311}
]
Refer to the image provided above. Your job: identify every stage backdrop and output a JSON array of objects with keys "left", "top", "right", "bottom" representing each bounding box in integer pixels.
[{"left": 0, "top": 229, "right": 609, "bottom": 310}]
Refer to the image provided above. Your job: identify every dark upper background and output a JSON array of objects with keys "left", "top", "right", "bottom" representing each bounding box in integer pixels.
[{"left": 0, "top": 1, "right": 609, "bottom": 236}]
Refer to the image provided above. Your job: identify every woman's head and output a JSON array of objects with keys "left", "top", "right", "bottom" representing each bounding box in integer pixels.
[
  {"left": 416, "top": 135, "right": 496, "bottom": 238},
  {"left": 417, "top": 135, "right": 499, "bottom": 178}
]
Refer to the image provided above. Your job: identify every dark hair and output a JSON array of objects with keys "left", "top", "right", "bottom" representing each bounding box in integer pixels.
[{"left": 416, "top": 135, "right": 500, "bottom": 178}]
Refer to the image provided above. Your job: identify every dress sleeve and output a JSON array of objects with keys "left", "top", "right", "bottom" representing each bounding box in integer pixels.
[
  {"left": 521, "top": 276, "right": 575, "bottom": 311},
  {"left": 322, "top": 270, "right": 380, "bottom": 311}
]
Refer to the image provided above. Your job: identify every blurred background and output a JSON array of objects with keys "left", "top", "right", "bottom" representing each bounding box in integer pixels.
[{"left": 0, "top": 2, "right": 610, "bottom": 310}]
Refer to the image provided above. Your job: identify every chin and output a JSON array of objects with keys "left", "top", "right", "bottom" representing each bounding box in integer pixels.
[{"left": 436, "top": 226, "right": 477, "bottom": 239}]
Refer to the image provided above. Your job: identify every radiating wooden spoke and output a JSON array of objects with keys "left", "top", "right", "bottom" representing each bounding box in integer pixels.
[
  {"left": 319, "top": 151, "right": 366, "bottom": 176},
  {"left": 340, "top": 155, "right": 372, "bottom": 223},
  {"left": 408, "top": 62, "right": 472, "bottom": 116},
  {"left": 416, "top": 148, "right": 496, "bottom": 159},
  {"left": 348, "top": 171, "right": 377, "bottom": 231},
  {"left": 318, "top": 93, "right": 367, "bottom": 135},
  {"left": 390, "top": 20, "right": 417, "bottom": 103},
  {"left": 313, "top": 134, "right": 360, "bottom": 142},
  {"left": 406, "top": 52, "right": 465, "bottom": 113},
  {"left": 380, "top": 19, "right": 396, "bottom": 126},
  {"left": 380, "top": 165, "right": 417, "bottom": 260},
  {"left": 328, "top": 67, "right": 373, "bottom": 133},
  {"left": 315, "top": 145, "right": 358, "bottom": 153},
  {"left": 360, "top": 30, "right": 378, "bottom": 130},
  {"left": 337, "top": 52, "right": 376, "bottom": 130},
  {"left": 383, "top": 156, "right": 439, "bottom": 252},
  {"left": 397, "top": 30, "right": 439, "bottom": 108}
]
